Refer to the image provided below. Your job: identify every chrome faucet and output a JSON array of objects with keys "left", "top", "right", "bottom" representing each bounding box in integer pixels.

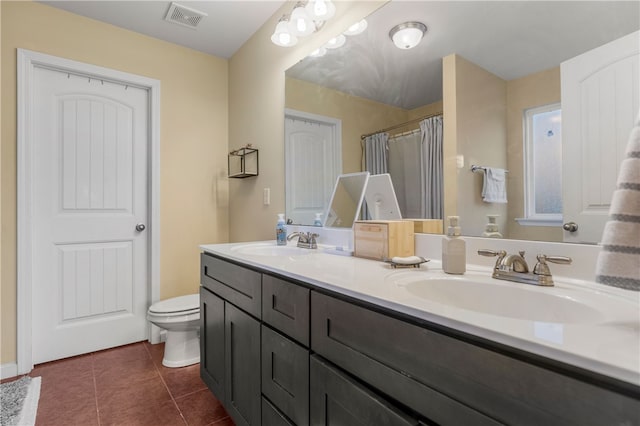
[
  {"left": 478, "top": 249, "right": 571, "bottom": 286},
  {"left": 287, "top": 232, "right": 319, "bottom": 249}
]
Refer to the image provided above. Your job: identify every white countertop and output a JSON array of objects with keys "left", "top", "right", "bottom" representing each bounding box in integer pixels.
[{"left": 200, "top": 241, "right": 640, "bottom": 387}]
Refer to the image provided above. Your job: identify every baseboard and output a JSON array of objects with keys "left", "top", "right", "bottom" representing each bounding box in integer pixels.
[{"left": 1, "top": 362, "right": 18, "bottom": 380}]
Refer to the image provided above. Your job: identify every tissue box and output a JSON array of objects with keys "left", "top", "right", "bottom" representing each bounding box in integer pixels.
[
  {"left": 354, "top": 220, "right": 414, "bottom": 260},
  {"left": 410, "top": 219, "right": 443, "bottom": 234}
]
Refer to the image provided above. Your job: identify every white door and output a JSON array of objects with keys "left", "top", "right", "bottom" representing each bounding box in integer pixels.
[
  {"left": 32, "top": 66, "right": 149, "bottom": 364},
  {"left": 561, "top": 31, "right": 639, "bottom": 243},
  {"left": 285, "top": 110, "right": 342, "bottom": 225}
]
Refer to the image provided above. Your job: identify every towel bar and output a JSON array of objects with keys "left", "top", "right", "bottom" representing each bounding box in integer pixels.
[{"left": 471, "top": 165, "right": 508, "bottom": 173}]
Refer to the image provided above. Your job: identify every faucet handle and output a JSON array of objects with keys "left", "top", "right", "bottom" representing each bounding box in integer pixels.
[
  {"left": 533, "top": 254, "right": 572, "bottom": 276},
  {"left": 478, "top": 249, "right": 507, "bottom": 270},
  {"left": 478, "top": 249, "right": 506, "bottom": 257}
]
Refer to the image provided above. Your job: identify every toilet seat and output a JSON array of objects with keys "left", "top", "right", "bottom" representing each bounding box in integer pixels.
[{"left": 148, "top": 294, "right": 199, "bottom": 316}]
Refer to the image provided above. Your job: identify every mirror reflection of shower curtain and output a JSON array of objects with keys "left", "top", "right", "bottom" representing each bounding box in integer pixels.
[
  {"left": 362, "top": 132, "right": 389, "bottom": 219},
  {"left": 389, "top": 131, "right": 422, "bottom": 218},
  {"left": 388, "top": 116, "right": 443, "bottom": 219},
  {"left": 421, "top": 116, "right": 443, "bottom": 219}
]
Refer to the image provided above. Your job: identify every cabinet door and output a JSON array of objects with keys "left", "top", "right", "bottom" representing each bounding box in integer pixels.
[
  {"left": 263, "top": 397, "right": 296, "bottom": 426},
  {"left": 226, "top": 303, "right": 262, "bottom": 426},
  {"left": 310, "top": 355, "right": 418, "bottom": 426},
  {"left": 262, "top": 326, "right": 309, "bottom": 425},
  {"left": 200, "top": 287, "right": 225, "bottom": 401}
]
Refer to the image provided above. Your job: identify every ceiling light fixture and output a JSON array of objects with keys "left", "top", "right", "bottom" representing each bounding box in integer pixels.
[
  {"left": 305, "top": 0, "right": 336, "bottom": 21},
  {"left": 389, "top": 22, "right": 427, "bottom": 50},
  {"left": 309, "top": 47, "right": 327, "bottom": 58},
  {"left": 271, "top": 15, "right": 298, "bottom": 47},
  {"left": 288, "top": 2, "right": 315, "bottom": 37},
  {"left": 272, "top": 0, "right": 335, "bottom": 48},
  {"left": 324, "top": 34, "right": 346, "bottom": 49},
  {"left": 343, "top": 19, "right": 368, "bottom": 36}
]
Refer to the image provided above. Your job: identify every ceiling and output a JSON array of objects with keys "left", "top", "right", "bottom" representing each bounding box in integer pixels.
[
  {"left": 286, "top": 1, "right": 640, "bottom": 110},
  {"left": 41, "top": 1, "right": 286, "bottom": 59}
]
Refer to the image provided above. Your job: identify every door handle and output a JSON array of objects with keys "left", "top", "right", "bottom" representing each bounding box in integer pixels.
[
  {"left": 562, "top": 222, "right": 578, "bottom": 232},
  {"left": 135, "top": 223, "right": 146, "bottom": 232}
]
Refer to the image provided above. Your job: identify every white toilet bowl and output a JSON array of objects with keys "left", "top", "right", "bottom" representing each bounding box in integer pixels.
[{"left": 147, "top": 294, "right": 200, "bottom": 368}]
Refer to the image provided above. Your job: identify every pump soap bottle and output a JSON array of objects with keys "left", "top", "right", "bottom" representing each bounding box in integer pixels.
[
  {"left": 313, "top": 213, "right": 323, "bottom": 227},
  {"left": 442, "top": 216, "right": 466, "bottom": 274},
  {"left": 276, "top": 214, "right": 287, "bottom": 246}
]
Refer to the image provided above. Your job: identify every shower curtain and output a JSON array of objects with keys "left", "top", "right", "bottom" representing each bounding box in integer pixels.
[
  {"left": 362, "top": 132, "right": 389, "bottom": 219},
  {"left": 363, "top": 116, "right": 443, "bottom": 220},
  {"left": 387, "top": 116, "right": 443, "bottom": 219},
  {"left": 421, "top": 115, "right": 444, "bottom": 219}
]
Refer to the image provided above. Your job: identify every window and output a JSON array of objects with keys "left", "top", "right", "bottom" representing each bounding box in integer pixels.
[{"left": 517, "top": 103, "right": 562, "bottom": 226}]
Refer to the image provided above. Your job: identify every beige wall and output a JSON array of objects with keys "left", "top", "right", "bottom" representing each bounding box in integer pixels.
[
  {"left": 228, "top": 1, "right": 386, "bottom": 242},
  {"left": 443, "top": 54, "right": 508, "bottom": 237},
  {"left": 1, "top": 1, "right": 229, "bottom": 365},
  {"left": 285, "top": 76, "right": 408, "bottom": 173},
  {"left": 506, "top": 67, "right": 562, "bottom": 242}
]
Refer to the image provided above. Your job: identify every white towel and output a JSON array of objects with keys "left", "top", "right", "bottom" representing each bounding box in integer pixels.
[
  {"left": 482, "top": 168, "right": 507, "bottom": 203},
  {"left": 595, "top": 114, "right": 640, "bottom": 291}
]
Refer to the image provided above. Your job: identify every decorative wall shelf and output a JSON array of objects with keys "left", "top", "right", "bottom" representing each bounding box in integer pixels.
[{"left": 228, "top": 147, "right": 258, "bottom": 178}]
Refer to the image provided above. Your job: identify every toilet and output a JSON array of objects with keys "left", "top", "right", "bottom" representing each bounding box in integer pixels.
[{"left": 147, "top": 294, "right": 200, "bottom": 368}]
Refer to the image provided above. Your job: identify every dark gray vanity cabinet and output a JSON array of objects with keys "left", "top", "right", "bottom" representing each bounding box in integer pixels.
[
  {"left": 200, "top": 254, "right": 262, "bottom": 426},
  {"left": 201, "top": 252, "right": 640, "bottom": 426},
  {"left": 311, "top": 291, "right": 640, "bottom": 426},
  {"left": 310, "top": 355, "right": 419, "bottom": 426}
]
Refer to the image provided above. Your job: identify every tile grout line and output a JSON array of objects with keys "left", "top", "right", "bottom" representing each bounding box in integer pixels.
[
  {"left": 90, "top": 351, "right": 102, "bottom": 426},
  {"left": 143, "top": 343, "right": 189, "bottom": 426}
]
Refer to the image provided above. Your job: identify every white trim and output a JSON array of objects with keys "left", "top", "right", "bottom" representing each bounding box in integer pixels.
[
  {"left": 515, "top": 217, "right": 563, "bottom": 227},
  {"left": 0, "top": 363, "right": 19, "bottom": 380},
  {"left": 17, "top": 49, "right": 161, "bottom": 373},
  {"left": 522, "top": 102, "right": 562, "bottom": 224}
]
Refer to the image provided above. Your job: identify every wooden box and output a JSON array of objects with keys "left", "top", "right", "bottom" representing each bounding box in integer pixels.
[
  {"left": 410, "top": 219, "right": 443, "bottom": 234},
  {"left": 354, "top": 220, "right": 415, "bottom": 260}
]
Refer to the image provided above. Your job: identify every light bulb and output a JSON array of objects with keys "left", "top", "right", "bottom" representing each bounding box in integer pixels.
[
  {"left": 289, "top": 4, "right": 314, "bottom": 37},
  {"left": 324, "top": 34, "right": 345, "bottom": 49},
  {"left": 314, "top": 0, "right": 327, "bottom": 16},
  {"left": 343, "top": 19, "right": 368, "bottom": 36},
  {"left": 271, "top": 19, "right": 298, "bottom": 47},
  {"left": 305, "top": 0, "right": 335, "bottom": 21},
  {"left": 309, "top": 47, "right": 327, "bottom": 57}
]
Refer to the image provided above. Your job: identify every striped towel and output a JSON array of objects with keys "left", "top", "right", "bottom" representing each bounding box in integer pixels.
[{"left": 595, "top": 114, "right": 640, "bottom": 291}]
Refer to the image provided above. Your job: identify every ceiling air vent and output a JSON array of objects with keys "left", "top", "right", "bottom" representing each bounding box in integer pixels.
[{"left": 164, "top": 2, "right": 208, "bottom": 29}]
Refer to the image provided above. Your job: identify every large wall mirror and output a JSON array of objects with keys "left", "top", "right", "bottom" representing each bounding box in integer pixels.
[{"left": 284, "top": 1, "right": 639, "bottom": 244}]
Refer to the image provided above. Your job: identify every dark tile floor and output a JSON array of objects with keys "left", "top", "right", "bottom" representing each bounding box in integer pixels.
[{"left": 23, "top": 341, "right": 233, "bottom": 426}]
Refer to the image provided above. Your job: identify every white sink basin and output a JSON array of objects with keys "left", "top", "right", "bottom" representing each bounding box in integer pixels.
[
  {"left": 230, "top": 242, "right": 317, "bottom": 257},
  {"left": 403, "top": 277, "right": 603, "bottom": 323},
  {"left": 389, "top": 273, "right": 639, "bottom": 324}
]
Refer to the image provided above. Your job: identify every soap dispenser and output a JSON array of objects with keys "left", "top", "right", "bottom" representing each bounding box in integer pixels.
[
  {"left": 313, "top": 213, "right": 323, "bottom": 227},
  {"left": 482, "top": 214, "right": 503, "bottom": 238},
  {"left": 276, "top": 214, "right": 287, "bottom": 246},
  {"left": 442, "top": 216, "right": 466, "bottom": 274}
]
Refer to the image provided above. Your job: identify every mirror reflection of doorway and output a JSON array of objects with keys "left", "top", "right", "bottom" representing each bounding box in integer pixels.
[{"left": 284, "top": 109, "right": 342, "bottom": 225}]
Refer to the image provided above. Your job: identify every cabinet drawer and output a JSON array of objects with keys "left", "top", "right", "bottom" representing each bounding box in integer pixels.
[
  {"left": 311, "top": 292, "right": 640, "bottom": 426},
  {"left": 262, "top": 397, "right": 295, "bottom": 426},
  {"left": 310, "top": 355, "right": 418, "bottom": 426},
  {"left": 201, "top": 253, "right": 262, "bottom": 317},
  {"left": 262, "top": 275, "right": 310, "bottom": 346},
  {"left": 262, "top": 326, "right": 309, "bottom": 426}
]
